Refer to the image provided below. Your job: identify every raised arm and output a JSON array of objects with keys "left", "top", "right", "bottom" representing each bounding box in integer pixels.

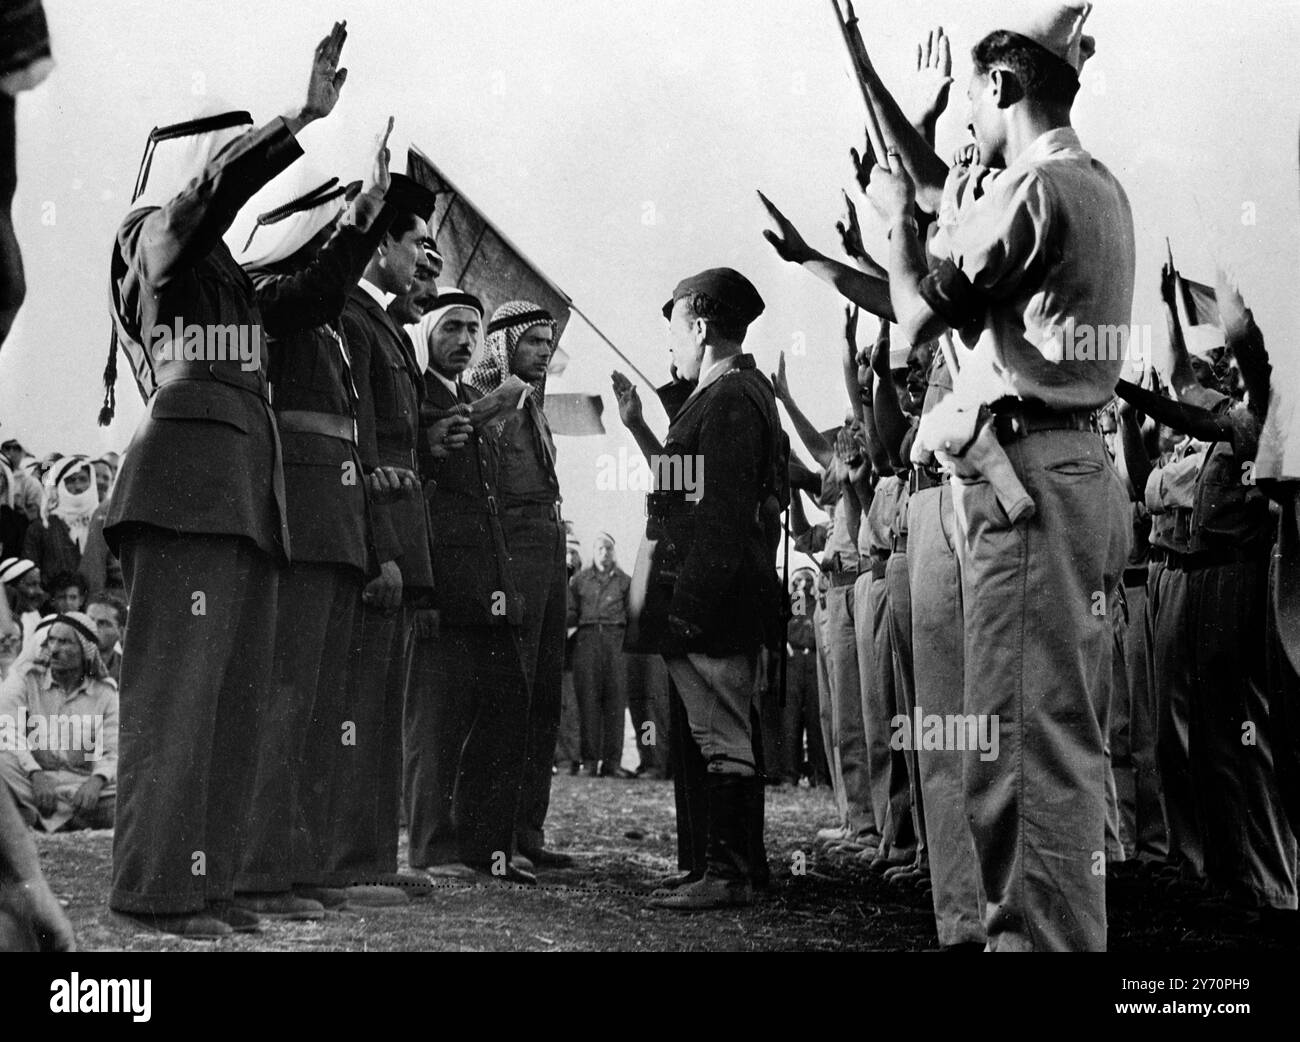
[
  {"left": 251, "top": 119, "right": 396, "bottom": 334},
  {"left": 1114, "top": 378, "right": 1230, "bottom": 445},
  {"left": 758, "top": 192, "right": 896, "bottom": 322},
  {"left": 870, "top": 326, "right": 909, "bottom": 470},
  {"left": 836, "top": 4, "right": 950, "bottom": 212},
  {"left": 611, "top": 370, "right": 664, "bottom": 463},
  {"left": 1113, "top": 398, "right": 1153, "bottom": 502},
  {"left": 772, "top": 351, "right": 833, "bottom": 470},
  {"left": 123, "top": 24, "right": 348, "bottom": 288}
]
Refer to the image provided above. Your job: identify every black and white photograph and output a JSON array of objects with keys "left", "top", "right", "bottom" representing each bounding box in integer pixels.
[{"left": 0, "top": 0, "right": 1297, "bottom": 999}]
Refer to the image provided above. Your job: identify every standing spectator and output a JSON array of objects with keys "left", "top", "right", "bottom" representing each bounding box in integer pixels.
[
  {"left": 23, "top": 456, "right": 96, "bottom": 582},
  {"left": 569, "top": 533, "right": 634, "bottom": 777}
]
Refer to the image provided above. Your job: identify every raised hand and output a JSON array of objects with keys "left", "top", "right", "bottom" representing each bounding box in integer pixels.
[
  {"left": 364, "top": 116, "right": 394, "bottom": 196},
  {"left": 757, "top": 191, "right": 815, "bottom": 265},
  {"left": 865, "top": 156, "right": 916, "bottom": 224},
  {"left": 905, "top": 27, "right": 953, "bottom": 133},
  {"left": 611, "top": 370, "right": 644, "bottom": 429},
  {"left": 836, "top": 190, "right": 866, "bottom": 261},
  {"left": 302, "top": 21, "right": 348, "bottom": 123},
  {"left": 952, "top": 142, "right": 979, "bottom": 167},
  {"left": 771, "top": 351, "right": 791, "bottom": 402},
  {"left": 844, "top": 303, "right": 859, "bottom": 351},
  {"left": 850, "top": 131, "right": 877, "bottom": 194}
]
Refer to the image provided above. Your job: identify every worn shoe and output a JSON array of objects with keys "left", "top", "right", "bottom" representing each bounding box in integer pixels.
[
  {"left": 648, "top": 874, "right": 754, "bottom": 910},
  {"left": 598, "top": 763, "right": 637, "bottom": 779},
  {"left": 295, "top": 886, "right": 350, "bottom": 909},
  {"left": 343, "top": 884, "right": 409, "bottom": 907},
  {"left": 568, "top": 761, "right": 581, "bottom": 776},
  {"left": 209, "top": 903, "right": 262, "bottom": 933},
  {"left": 113, "top": 910, "right": 232, "bottom": 939},
  {"left": 815, "top": 825, "right": 851, "bottom": 845},
  {"left": 422, "top": 862, "right": 480, "bottom": 881},
  {"left": 649, "top": 870, "right": 702, "bottom": 898},
  {"left": 519, "top": 846, "right": 575, "bottom": 869},
  {"left": 233, "top": 892, "right": 325, "bottom": 920},
  {"left": 511, "top": 853, "right": 536, "bottom": 873}
]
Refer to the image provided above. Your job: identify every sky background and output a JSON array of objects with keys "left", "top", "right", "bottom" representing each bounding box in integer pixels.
[{"left": 2, "top": 0, "right": 1297, "bottom": 566}]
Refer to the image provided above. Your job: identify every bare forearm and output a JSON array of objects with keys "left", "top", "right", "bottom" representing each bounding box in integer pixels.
[
  {"left": 779, "top": 391, "right": 834, "bottom": 470},
  {"left": 625, "top": 417, "right": 664, "bottom": 463},
  {"left": 803, "top": 252, "right": 896, "bottom": 322},
  {"left": 857, "top": 57, "right": 948, "bottom": 211},
  {"left": 1115, "top": 410, "right": 1152, "bottom": 502},
  {"left": 888, "top": 220, "right": 947, "bottom": 348}
]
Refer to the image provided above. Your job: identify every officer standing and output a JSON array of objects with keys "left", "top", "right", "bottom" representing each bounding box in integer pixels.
[{"left": 625, "top": 267, "right": 783, "bottom": 911}]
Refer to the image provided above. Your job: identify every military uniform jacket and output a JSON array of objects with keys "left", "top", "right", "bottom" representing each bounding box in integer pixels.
[
  {"left": 104, "top": 118, "right": 304, "bottom": 560},
  {"left": 250, "top": 193, "right": 392, "bottom": 577},
  {"left": 658, "top": 354, "right": 784, "bottom": 657},
  {"left": 341, "top": 284, "right": 434, "bottom": 596},
  {"left": 418, "top": 375, "right": 519, "bottom": 626}
]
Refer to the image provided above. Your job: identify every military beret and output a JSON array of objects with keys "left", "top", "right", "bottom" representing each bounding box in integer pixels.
[
  {"left": 386, "top": 172, "right": 438, "bottom": 222},
  {"left": 662, "top": 267, "right": 765, "bottom": 325}
]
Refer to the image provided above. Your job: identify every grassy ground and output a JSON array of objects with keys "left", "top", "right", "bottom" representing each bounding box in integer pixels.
[{"left": 35, "top": 774, "right": 1297, "bottom": 951}]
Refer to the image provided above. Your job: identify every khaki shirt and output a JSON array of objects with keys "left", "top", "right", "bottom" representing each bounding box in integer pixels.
[{"left": 928, "top": 128, "right": 1136, "bottom": 411}]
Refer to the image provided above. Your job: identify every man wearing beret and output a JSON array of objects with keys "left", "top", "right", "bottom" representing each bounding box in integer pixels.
[
  {"left": 633, "top": 267, "right": 785, "bottom": 910},
  {"left": 858, "top": 2, "right": 1134, "bottom": 949}
]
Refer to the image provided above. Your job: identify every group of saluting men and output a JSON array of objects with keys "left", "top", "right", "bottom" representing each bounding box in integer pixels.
[
  {"left": 712, "top": 0, "right": 1297, "bottom": 951},
  {"left": 3, "top": 0, "right": 1300, "bottom": 952}
]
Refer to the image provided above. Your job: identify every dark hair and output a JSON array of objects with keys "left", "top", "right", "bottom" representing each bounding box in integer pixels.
[
  {"left": 87, "top": 591, "right": 128, "bottom": 630},
  {"left": 971, "top": 30, "right": 1080, "bottom": 109},
  {"left": 47, "top": 570, "right": 89, "bottom": 600},
  {"left": 387, "top": 211, "right": 423, "bottom": 244},
  {"left": 680, "top": 292, "right": 748, "bottom": 342}
]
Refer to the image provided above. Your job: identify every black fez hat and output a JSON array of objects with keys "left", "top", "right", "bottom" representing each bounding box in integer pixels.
[
  {"left": 662, "top": 267, "right": 765, "bottom": 325},
  {"left": 386, "top": 172, "right": 438, "bottom": 222}
]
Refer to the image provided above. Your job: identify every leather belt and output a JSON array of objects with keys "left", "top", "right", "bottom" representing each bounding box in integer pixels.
[
  {"left": 276, "top": 409, "right": 356, "bottom": 444},
  {"left": 154, "top": 360, "right": 268, "bottom": 399},
  {"left": 1167, "top": 544, "right": 1268, "bottom": 571},
  {"left": 502, "top": 500, "right": 563, "bottom": 522},
  {"left": 580, "top": 622, "right": 627, "bottom": 629},
  {"left": 989, "top": 398, "right": 1095, "bottom": 444},
  {"left": 891, "top": 532, "right": 909, "bottom": 555},
  {"left": 827, "top": 569, "right": 859, "bottom": 588}
]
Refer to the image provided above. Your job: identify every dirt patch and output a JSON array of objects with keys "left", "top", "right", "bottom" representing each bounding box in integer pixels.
[{"left": 32, "top": 775, "right": 1295, "bottom": 951}]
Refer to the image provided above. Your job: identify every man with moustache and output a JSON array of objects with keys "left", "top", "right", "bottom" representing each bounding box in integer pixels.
[
  {"left": 466, "top": 302, "right": 574, "bottom": 870},
  {"left": 403, "top": 289, "right": 542, "bottom": 883},
  {"left": 333, "top": 171, "right": 438, "bottom": 903}
]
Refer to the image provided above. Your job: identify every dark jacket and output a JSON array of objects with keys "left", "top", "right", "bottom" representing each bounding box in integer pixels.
[
  {"left": 250, "top": 192, "right": 392, "bottom": 577},
  {"left": 418, "top": 375, "right": 519, "bottom": 626},
  {"left": 23, "top": 515, "right": 81, "bottom": 580},
  {"left": 568, "top": 565, "right": 630, "bottom": 627},
  {"left": 341, "top": 284, "right": 434, "bottom": 598},
  {"left": 104, "top": 118, "right": 304, "bottom": 559},
  {"left": 657, "top": 354, "right": 784, "bottom": 657}
]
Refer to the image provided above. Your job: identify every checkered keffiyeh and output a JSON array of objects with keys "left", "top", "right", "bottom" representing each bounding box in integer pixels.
[{"left": 465, "top": 300, "right": 556, "bottom": 402}]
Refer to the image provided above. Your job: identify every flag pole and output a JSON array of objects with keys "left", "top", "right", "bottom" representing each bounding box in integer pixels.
[{"left": 567, "top": 301, "right": 659, "bottom": 391}]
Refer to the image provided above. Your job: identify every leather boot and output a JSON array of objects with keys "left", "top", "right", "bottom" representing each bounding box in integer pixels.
[{"left": 649, "top": 773, "right": 754, "bottom": 910}]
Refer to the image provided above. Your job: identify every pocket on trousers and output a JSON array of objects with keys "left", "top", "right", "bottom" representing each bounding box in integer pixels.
[{"left": 1045, "top": 458, "right": 1104, "bottom": 479}]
